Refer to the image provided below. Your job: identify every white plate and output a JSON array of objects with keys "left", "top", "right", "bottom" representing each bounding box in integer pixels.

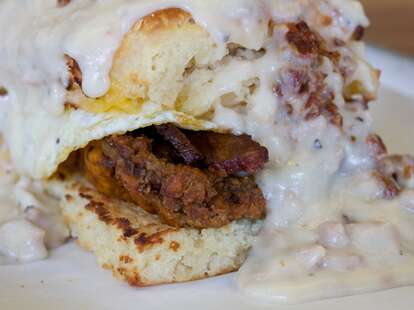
[{"left": 1, "top": 47, "right": 414, "bottom": 310}]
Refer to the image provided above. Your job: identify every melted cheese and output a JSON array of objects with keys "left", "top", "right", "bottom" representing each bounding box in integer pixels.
[{"left": 1, "top": 0, "right": 413, "bottom": 304}]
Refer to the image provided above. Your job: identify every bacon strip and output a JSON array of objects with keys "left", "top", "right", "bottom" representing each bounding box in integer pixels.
[
  {"left": 185, "top": 131, "right": 269, "bottom": 176},
  {"left": 155, "top": 124, "right": 204, "bottom": 165}
]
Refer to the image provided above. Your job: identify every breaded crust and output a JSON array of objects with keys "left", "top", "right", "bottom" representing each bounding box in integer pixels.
[{"left": 61, "top": 180, "right": 261, "bottom": 286}]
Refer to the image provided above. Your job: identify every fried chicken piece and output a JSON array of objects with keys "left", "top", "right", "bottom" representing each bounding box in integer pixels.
[
  {"left": 83, "top": 142, "right": 131, "bottom": 202},
  {"left": 160, "top": 168, "right": 265, "bottom": 228},
  {"left": 85, "top": 133, "right": 266, "bottom": 229}
]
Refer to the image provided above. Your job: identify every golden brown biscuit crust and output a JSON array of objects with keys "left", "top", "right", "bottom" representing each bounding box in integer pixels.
[{"left": 61, "top": 181, "right": 260, "bottom": 286}]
